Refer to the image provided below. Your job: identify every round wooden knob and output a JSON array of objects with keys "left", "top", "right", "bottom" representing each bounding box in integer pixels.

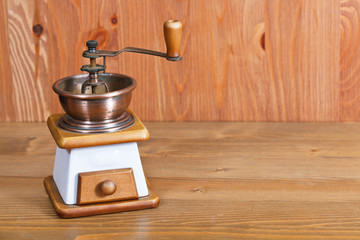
[
  {"left": 163, "top": 20, "right": 183, "bottom": 59},
  {"left": 101, "top": 180, "right": 117, "bottom": 195}
]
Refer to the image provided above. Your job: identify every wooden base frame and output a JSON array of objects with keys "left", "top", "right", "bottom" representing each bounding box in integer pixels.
[
  {"left": 44, "top": 176, "right": 159, "bottom": 218},
  {"left": 47, "top": 109, "right": 149, "bottom": 149}
]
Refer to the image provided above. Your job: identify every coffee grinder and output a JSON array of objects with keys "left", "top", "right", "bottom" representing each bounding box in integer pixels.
[{"left": 44, "top": 20, "right": 182, "bottom": 218}]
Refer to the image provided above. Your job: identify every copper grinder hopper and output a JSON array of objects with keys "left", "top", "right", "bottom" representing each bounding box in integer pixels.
[{"left": 52, "top": 20, "right": 182, "bottom": 134}]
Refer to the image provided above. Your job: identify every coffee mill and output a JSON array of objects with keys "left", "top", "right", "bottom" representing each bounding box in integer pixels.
[{"left": 44, "top": 20, "right": 182, "bottom": 218}]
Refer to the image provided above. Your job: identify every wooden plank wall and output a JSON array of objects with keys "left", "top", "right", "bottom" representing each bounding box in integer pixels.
[{"left": 0, "top": 0, "right": 358, "bottom": 122}]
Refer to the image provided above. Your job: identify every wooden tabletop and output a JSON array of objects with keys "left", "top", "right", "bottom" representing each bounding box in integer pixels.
[{"left": 1, "top": 122, "right": 360, "bottom": 239}]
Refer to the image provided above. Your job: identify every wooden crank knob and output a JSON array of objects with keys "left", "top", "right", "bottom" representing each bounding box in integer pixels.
[
  {"left": 163, "top": 20, "right": 183, "bottom": 60},
  {"left": 101, "top": 180, "right": 117, "bottom": 195}
]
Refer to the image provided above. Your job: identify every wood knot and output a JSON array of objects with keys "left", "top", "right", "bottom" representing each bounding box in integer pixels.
[
  {"left": 88, "top": 27, "right": 109, "bottom": 49},
  {"left": 253, "top": 23, "right": 265, "bottom": 58},
  {"left": 33, "top": 24, "right": 43, "bottom": 37},
  {"left": 260, "top": 33, "right": 265, "bottom": 50},
  {"left": 215, "top": 168, "right": 227, "bottom": 172},
  {"left": 111, "top": 14, "right": 118, "bottom": 25}
]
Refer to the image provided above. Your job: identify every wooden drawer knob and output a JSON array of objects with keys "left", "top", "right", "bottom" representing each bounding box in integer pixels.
[{"left": 101, "top": 180, "right": 117, "bottom": 195}]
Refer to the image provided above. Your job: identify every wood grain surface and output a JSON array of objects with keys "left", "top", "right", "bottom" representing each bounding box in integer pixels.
[
  {"left": 2, "top": 122, "right": 360, "bottom": 238},
  {"left": 341, "top": 0, "right": 360, "bottom": 121},
  {"left": 0, "top": 0, "right": 357, "bottom": 121}
]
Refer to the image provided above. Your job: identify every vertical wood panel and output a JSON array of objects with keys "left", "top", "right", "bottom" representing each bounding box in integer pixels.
[
  {"left": 0, "top": 0, "right": 342, "bottom": 121},
  {"left": 6, "top": 0, "right": 50, "bottom": 121},
  {"left": 340, "top": 0, "right": 360, "bottom": 121},
  {"left": 265, "top": 0, "right": 340, "bottom": 121},
  {"left": 0, "top": 0, "right": 14, "bottom": 121}
]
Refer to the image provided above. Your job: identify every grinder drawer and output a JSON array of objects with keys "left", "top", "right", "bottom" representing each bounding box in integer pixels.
[{"left": 77, "top": 168, "right": 138, "bottom": 205}]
